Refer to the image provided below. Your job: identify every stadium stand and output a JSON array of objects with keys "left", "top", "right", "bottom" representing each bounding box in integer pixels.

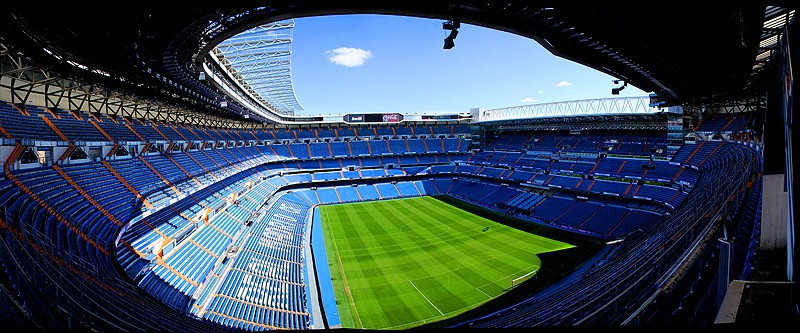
[{"left": 0, "top": 2, "right": 788, "bottom": 329}]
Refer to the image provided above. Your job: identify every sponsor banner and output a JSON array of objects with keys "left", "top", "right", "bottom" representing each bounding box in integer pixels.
[
  {"left": 382, "top": 113, "right": 402, "bottom": 122},
  {"left": 421, "top": 114, "right": 459, "bottom": 120},
  {"left": 344, "top": 114, "right": 364, "bottom": 123},
  {"left": 345, "top": 113, "right": 403, "bottom": 123}
]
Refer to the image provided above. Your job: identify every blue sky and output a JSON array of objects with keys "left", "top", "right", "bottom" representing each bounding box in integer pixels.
[{"left": 290, "top": 14, "right": 649, "bottom": 116}]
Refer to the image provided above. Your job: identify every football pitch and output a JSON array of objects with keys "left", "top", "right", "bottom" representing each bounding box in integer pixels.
[{"left": 318, "top": 196, "right": 576, "bottom": 329}]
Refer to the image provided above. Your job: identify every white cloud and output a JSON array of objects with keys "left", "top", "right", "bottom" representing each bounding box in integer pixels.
[
  {"left": 324, "top": 47, "right": 372, "bottom": 67},
  {"left": 521, "top": 97, "right": 537, "bottom": 103},
  {"left": 555, "top": 81, "right": 573, "bottom": 87},
  {"left": 538, "top": 90, "right": 544, "bottom": 94}
]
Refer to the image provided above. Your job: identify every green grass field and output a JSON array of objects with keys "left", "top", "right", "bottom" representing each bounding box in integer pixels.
[{"left": 319, "top": 196, "right": 575, "bottom": 329}]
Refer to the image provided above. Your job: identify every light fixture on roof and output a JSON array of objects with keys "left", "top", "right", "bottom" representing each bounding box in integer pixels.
[
  {"left": 611, "top": 79, "right": 627, "bottom": 95},
  {"left": 442, "top": 18, "right": 460, "bottom": 49}
]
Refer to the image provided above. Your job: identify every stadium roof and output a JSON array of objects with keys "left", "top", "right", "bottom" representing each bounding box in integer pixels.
[
  {"left": 0, "top": 1, "right": 795, "bottom": 126},
  {"left": 476, "top": 96, "right": 671, "bottom": 123},
  {"left": 211, "top": 19, "right": 303, "bottom": 116}
]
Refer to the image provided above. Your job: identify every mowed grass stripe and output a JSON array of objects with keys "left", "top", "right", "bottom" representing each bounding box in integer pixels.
[
  {"left": 320, "top": 196, "right": 575, "bottom": 329},
  {"left": 349, "top": 199, "right": 446, "bottom": 325},
  {"left": 342, "top": 202, "right": 426, "bottom": 325}
]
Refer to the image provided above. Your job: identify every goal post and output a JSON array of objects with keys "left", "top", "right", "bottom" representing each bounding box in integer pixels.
[{"left": 511, "top": 268, "right": 538, "bottom": 288}]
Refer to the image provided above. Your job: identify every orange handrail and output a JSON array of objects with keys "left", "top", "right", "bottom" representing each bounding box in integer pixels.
[
  {"left": 149, "top": 121, "right": 169, "bottom": 140},
  {"left": 166, "top": 153, "right": 208, "bottom": 183},
  {"left": 228, "top": 146, "right": 246, "bottom": 164},
  {"left": 138, "top": 156, "right": 183, "bottom": 195},
  {"left": 124, "top": 122, "right": 146, "bottom": 142},
  {"left": 40, "top": 115, "right": 70, "bottom": 141},
  {"left": 2, "top": 217, "right": 145, "bottom": 303},
  {"left": 232, "top": 129, "right": 247, "bottom": 141},
  {"left": 286, "top": 144, "right": 296, "bottom": 158},
  {"left": 719, "top": 116, "right": 737, "bottom": 132},
  {"left": 3, "top": 143, "right": 25, "bottom": 170},
  {"left": 12, "top": 104, "right": 29, "bottom": 116},
  {"left": 672, "top": 167, "right": 685, "bottom": 182},
  {"left": 106, "top": 143, "right": 121, "bottom": 159},
  {"left": 157, "top": 259, "right": 199, "bottom": 287},
  {"left": 682, "top": 141, "right": 706, "bottom": 164},
  {"left": 0, "top": 122, "right": 13, "bottom": 139},
  {"left": 616, "top": 160, "right": 627, "bottom": 174},
  {"left": 200, "top": 150, "right": 230, "bottom": 175},
  {"left": 202, "top": 126, "right": 218, "bottom": 141},
  {"left": 173, "top": 125, "right": 190, "bottom": 141},
  {"left": 58, "top": 143, "right": 76, "bottom": 163},
  {"left": 194, "top": 150, "right": 226, "bottom": 175},
  {"left": 45, "top": 108, "right": 60, "bottom": 118},
  {"left": 186, "top": 125, "right": 204, "bottom": 141},
  {"left": 52, "top": 165, "right": 123, "bottom": 227},
  {"left": 607, "top": 210, "right": 631, "bottom": 236},
  {"left": 89, "top": 119, "right": 115, "bottom": 142},
  {"left": 4, "top": 179, "right": 109, "bottom": 255},
  {"left": 101, "top": 160, "right": 153, "bottom": 209},
  {"left": 697, "top": 142, "right": 725, "bottom": 167}
]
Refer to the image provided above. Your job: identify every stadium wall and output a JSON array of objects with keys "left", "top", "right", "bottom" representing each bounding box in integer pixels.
[{"left": 761, "top": 174, "right": 789, "bottom": 251}]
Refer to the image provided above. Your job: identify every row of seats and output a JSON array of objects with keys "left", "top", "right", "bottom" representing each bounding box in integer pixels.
[
  {"left": 429, "top": 162, "right": 688, "bottom": 209},
  {"left": 693, "top": 112, "right": 754, "bottom": 133},
  {"left": 0, "top": 100, "right": 471, "bottom": 144},
  {"left": 487, "top": 131, "right": 669, "bottom": 157},
  {"left": 197, "top": 195, "right": 311, "bottom": 330},
  {"left": 463, "top": 137, "right": 759, "bottom": 328}
]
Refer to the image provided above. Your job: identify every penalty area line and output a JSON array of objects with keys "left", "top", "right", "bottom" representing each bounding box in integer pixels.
[{"left": 409, "top": 279, "right": 443, "bottom": 315}]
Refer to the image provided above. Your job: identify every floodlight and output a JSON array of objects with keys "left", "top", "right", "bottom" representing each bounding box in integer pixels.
[
  {"left": 444, "top": 37, "right": 456, "bottom": 49},
  {"left": 442, "top": 18, "right": 460, "bottom": 50},
  {"left": 611, "top": 80, "right": 627, "bottom": 95},
  {"left": 443, "top": 28, "right": 459, "bottom": 49},
  {"left": 442, "top": 18, "right": 460, "bottom": 30},
  {"left": 448, "top": 29, "right": 459, "bottom": 40}
]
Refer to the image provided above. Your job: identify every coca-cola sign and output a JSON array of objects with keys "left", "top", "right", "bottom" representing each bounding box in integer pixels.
[{"left": 382, "top": 113, "right": 402, "bottom": 122}]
